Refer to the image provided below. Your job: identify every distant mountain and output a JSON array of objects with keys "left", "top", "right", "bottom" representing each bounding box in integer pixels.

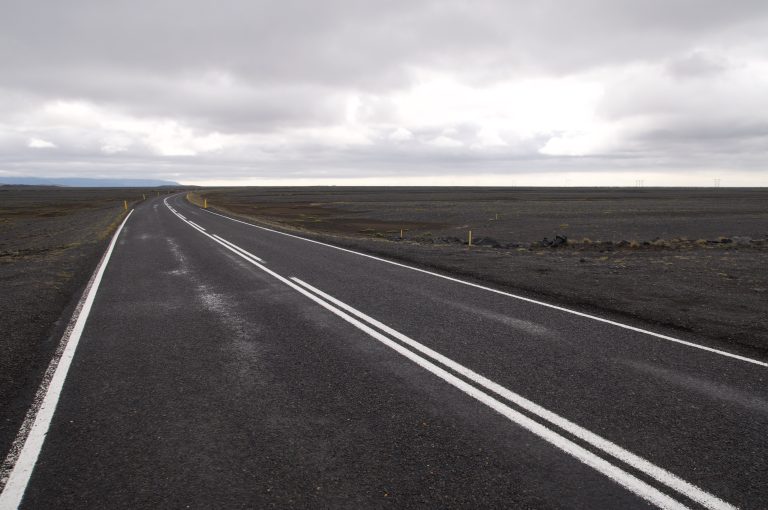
[{"left": 0, "top": 177, "right": 182, "bottom": 187}]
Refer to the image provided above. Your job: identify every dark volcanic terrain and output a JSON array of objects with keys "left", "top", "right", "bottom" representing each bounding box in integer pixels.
[{"left": 193, "top": 187, "right": 768, "bottom": 357}]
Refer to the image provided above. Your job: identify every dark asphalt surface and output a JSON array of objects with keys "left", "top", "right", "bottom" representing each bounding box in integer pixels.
[{"left": 12, "top": 195, "right": 768, "bottom": 508}]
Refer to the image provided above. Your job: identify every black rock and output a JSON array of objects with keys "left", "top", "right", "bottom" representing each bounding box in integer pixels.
[
  {"left": 540, "top": 235, "right": 568, "bottom": 248},
  {"left": 473, "top": 236, "right": 502, "bottom": 247}
]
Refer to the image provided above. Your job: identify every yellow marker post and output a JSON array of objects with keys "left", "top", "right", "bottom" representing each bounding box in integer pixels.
[
  {"left": 123, "top": 200, "right": 128, "bottom": 211},
  {"left": 204, "top": 198, "right": 208, "bottom": 209},
  {"left": 468, "top": 230, "right": 472, "bottom": 247},
  {"left": 495, "top": 213, "right": 499, "bottom": 220},
  {"left": 400, "top": 228, "right": 404, "bottom": 239}
]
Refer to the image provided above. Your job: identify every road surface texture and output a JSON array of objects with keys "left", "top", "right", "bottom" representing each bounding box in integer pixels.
[{"left": 2, "top": 195, "right": 766, "bottom": 509}]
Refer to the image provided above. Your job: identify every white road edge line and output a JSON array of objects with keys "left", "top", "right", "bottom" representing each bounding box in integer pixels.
[
  {"left": 291, "top": 277, "right": 734, "bottom": 510},
  {"left": 0, "top": 209, "right": 134, "bottom": 510},
  {"left": 161, "top": 202, "right": 690, "bottom": 510},
  {"left": 188, "top": 221, "right": 205, "bottom": 231},
  {"left": 194, "top": 201, "right": 766, "bottom": 368}
]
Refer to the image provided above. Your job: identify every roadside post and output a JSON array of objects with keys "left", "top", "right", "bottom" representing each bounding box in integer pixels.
[
  {"left": 468, "top": 230, "right": 472, "bottom": 247},
  {"left": 142, "top": 194, "right": 146, "bottom": 200},
  {"left": 204, "top": 199, "right": 208, "bottom": 209}
]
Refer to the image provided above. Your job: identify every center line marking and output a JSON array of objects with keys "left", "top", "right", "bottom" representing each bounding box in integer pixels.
[
  {"left": 162, "top": 197, "right": 734, "bottom": 510},
  {"left": 212, "top": 234, "right": 264, "bottom": 262},
  {"left": 290, "top": 277, "right": 733, "bottom": 510}
]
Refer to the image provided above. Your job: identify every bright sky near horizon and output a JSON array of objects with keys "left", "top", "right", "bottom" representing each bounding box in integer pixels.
[{"left": 2, "top": 1, "right": 767, "bottom": 186}]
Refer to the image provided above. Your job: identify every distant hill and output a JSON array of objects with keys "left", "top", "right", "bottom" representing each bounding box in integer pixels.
[{"left": 0, "top": 177, "right": 182, "bottom": 187}]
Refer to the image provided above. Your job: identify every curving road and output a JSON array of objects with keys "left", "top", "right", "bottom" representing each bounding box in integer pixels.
[{"left": 1, "top": 194, "right": 766, "bottom": 509}]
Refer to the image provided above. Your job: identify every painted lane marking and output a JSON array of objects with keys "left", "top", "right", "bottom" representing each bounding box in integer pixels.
[
  {"left": 186, "top": 221, "right": 206, "bottom": 234},
  {"left": 161, "top": 201, "right": 700, "bottom": 510},
  {"left": 0, "top": 210, "right": 135, "bottom": 509},
  {"left": 192, "top": 201, "right": 766, "bottom": 368},
  {"left": 281, "top": 281, "right": 691, "bottom": 510},
  {"left": 212, "top": 234, "right": 264, "bottom": 262},
  {"left": 163, "top": 199, "right": 264, "bottom": 266},
  {"left": 162, "top": 198, "right": 267, "bottom": 264},
  {"left": 165, "top": 206, "right": 207, "bottom": 236},
  {"left": 290, "top": 277, "right": 735, "bottom": 510}
]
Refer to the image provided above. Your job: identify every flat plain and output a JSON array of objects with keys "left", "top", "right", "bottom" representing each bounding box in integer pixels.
[{"left": 194, "top": 187, "right": 768, "bottom": 356}]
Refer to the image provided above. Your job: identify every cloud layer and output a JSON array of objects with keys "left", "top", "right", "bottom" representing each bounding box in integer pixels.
[{"left": 2, "top": 0, "right": 767, "bottom": 185}]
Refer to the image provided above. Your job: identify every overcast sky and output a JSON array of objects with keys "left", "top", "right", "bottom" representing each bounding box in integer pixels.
[{"left": 2, "top": 0, "right": 768, "bottom": 186}]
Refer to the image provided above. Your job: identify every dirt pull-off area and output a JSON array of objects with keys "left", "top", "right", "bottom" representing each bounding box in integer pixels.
[
  {"left": 0, "top": 186, "right": 167, "bottom": 459},
  {"left": 193, "top": 187, "right": 768, "bottom": 357}
]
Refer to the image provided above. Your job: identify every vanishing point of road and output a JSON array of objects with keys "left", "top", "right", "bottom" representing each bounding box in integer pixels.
[{"left": 1, "top": 194, "right": 766, "bottom": 508}]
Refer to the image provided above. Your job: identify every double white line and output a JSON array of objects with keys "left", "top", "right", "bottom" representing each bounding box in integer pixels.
[{"left": 164, "top": 199, "right": 735, "bottom": 510}]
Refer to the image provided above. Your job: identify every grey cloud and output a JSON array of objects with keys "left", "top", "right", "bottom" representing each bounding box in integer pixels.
[
  {"left": 5, "top": 1, "right": 767, "bottom": 95},
  {"left": 665, "top": 51, "right": 731, "bottom": 79},
  {"left": 2, "top": 0, "right": 768, "bottom": 183}
]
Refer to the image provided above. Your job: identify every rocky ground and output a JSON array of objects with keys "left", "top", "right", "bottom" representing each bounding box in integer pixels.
[{"left": 193, "top": 187, "right": 768, "bottom": 357}]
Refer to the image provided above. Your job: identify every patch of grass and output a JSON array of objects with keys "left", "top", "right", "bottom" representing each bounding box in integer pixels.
[
  {"left": 186, "top": 192, "right": 205, "bottom": 207},
  {"left": 98, "top": 209, "right": 129, "bottom": 240}
]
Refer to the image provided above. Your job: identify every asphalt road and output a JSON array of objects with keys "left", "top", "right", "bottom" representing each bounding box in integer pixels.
[{"left": 2, "top": 194, "right": 766, "bottom": 509}]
